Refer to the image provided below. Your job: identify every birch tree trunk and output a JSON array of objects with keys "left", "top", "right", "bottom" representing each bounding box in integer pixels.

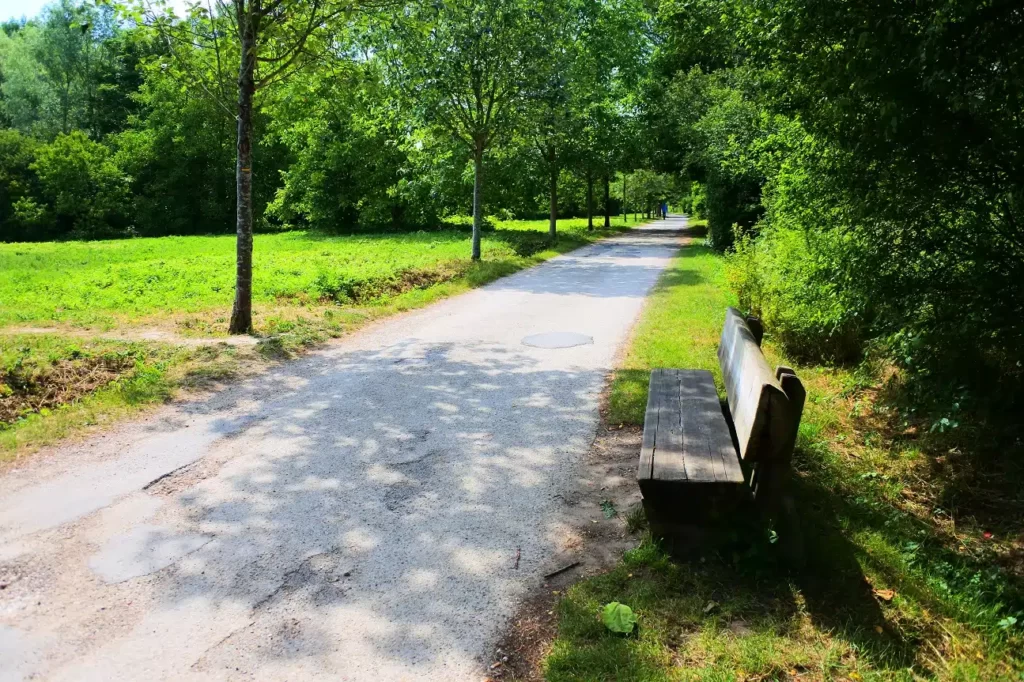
[{"left": 622, "top": 175, "right": 627, "bottom": 222}]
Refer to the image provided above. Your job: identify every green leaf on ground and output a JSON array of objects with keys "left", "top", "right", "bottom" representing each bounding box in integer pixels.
[
  {"left": 602, "top": 602, "right": 637, "bottom": 634},
  {"left": 600, "top": 499, "right": 617, "bottom": 518}
]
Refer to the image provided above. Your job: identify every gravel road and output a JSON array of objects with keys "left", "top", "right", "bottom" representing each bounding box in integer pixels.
[{"left": 0, "top": 218, "right": 685, "bottom": 681}]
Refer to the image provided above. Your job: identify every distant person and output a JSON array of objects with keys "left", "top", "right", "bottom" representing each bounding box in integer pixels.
[{"left": 661, "top": 201, "right": 668, "bottom": 218}]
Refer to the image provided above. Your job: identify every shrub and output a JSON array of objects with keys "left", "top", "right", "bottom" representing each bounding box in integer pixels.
[
  {"left": 728, "top": 223, "right": 862, "bottom": 363},
  {"left": 0, "top": 129, "right": 52, "bottom": 241},
  {"left": 31, "top": 131, "right": 130, "bottom": 238}
]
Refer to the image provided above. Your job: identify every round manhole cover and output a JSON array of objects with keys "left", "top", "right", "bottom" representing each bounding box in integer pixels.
[{"left": 522, "top": 332, "right": 594, "bottom": 349}]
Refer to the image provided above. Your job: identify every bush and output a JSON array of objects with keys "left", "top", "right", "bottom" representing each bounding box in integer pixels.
[
  {"left": 32, "top": 131, "right": 130, "bottom": 238},
  {"left": 728, "top": 223, "right": 862, "bottom": 363},
  {"left": 0, "top": 129, "right": 52, "bottom": 241}
]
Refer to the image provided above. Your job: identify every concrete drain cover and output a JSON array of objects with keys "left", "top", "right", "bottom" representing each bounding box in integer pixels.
[{"left": 522, "top": 332, "right": 594, "bottom": 349}]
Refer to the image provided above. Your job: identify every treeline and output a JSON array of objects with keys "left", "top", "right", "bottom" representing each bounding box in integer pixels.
[
  {"left": 652, "top": 0, "right": 1024, "bottom": 418},
  {"left": 0, "top": 0, "right": 674, "bottom": 243}
]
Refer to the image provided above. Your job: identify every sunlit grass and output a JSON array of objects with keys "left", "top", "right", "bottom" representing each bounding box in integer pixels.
[{"left": 0, "top": 216, "right": 637, "bottom": 461}]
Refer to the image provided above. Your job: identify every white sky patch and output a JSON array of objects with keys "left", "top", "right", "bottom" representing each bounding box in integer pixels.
[{"left": 0, "top": 0, "right": 193, "bottom": 23}]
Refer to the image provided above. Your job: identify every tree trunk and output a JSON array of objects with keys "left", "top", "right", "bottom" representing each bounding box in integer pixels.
[
  {"left": 586, "top": 174, "right": 594, "bottom": 230},
  {"left": 472, "top": 140, "right": 484, "bottom": 260},
  {"left": 603, "top": 174, "right": 611, "bottom": 229},
  {"left": 229, "top": 16, "right": 256, "bottom": 335},
  {"left": 549, "top": 167, "right": 558, "bottom": 240},
  {"left": 622, "top": 175, "right": 627, "bottom": 222}
]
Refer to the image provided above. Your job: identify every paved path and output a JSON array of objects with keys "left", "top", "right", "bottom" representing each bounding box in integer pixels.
[{"left": 0, "top": 218, "right": 686, "bottom": 681}]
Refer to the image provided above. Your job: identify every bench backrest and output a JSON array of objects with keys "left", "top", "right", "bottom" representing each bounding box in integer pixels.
[{"left": 717, "top": 308, "right": 805, "bottom": 469}]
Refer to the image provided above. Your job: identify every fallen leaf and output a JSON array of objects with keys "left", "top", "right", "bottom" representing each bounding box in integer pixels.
[
  {"left": 873, "top": 588, "right": 895, "bottom": 601},
  {"left": 703, "top": 600, "right": 718, "bottom": 614},
  {"left": 874, "top": 625, "right": 884, "bottom": 634},
  {"left": 602, "top": 602, "right": 637, "bottom": 634}
]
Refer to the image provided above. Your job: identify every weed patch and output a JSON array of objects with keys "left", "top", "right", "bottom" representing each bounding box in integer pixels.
[{"left": 1, "top": 351, "right": 135, "bottom": 423}]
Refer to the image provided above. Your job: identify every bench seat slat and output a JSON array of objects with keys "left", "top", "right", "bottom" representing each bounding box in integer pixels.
[
  {"left": 652, "top": 370, "right": 687, "bottom": 481},
  {"left": 644, "top": 369, "right": 745, "bottom": 485},
  {"left": 678, "top": 369, "right": 719, "bottom": 482},
  {"left": 637, "top": 369, "right": 665, "bottom": 481}
]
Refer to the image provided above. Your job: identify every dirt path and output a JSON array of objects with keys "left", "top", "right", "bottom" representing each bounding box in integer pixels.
[{"left": 0, "top": 218, "right": 687, "bottom": 682}]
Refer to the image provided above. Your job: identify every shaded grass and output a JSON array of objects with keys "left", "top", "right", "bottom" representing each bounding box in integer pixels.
[
  {"left": 547, "top": 226, "right": 1024, "bottom": 681},
  {"left": 0, "top": 217, "right": 635, "bottom": 461}
]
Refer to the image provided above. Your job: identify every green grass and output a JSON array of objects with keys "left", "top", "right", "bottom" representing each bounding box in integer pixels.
[
  {"left": 0, "top": 216, "right": 636, "bottom": 460},
  {"left": 0, "top": 217, "right": 631, "bottom": 330},
  {"left": 0, "top": 334, "right": 182, "bottom": 454},
  {"left": 546, "top": 225, "right": 1024, "bottom": 681},
  {"left": 606, "top": 240, "right": 737, "bottom": 425}
]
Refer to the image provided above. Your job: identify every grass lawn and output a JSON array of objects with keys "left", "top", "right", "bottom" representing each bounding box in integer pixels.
[
  {"left": 543, "top": 227, "right": 1024, "bottom": 681},
  {"left": 0, "top": 217, "right": 629, "bottom": 330},
  {"left": 0, "top": 216, "right": 635, "bottom": 460}
]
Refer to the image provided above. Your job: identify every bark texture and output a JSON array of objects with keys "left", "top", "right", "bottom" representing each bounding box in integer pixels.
[
  {"left": 603, "top": 174, "right": 611, "bottom": 228},
  {"left": 586, "top": 174, "right": 594, "bottom": 230},
  {"left": 472, "top": 140, "right": 484, "bottom": 261},
  {"left": 229, "top": 13, "right": 256, "bottom": 335},
  {"left": 549, "top": 165, "right": 558, "bottom": 239}
]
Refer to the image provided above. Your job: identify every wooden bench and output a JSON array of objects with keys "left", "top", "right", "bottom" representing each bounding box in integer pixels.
[{"left": 637, "top": 307, "right": 806, "bottom": 545}]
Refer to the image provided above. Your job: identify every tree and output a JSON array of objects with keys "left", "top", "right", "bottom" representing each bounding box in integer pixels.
[
  {"left": 36, "top": 0, "right": 99, "bottom": 136},
  {"left": 0, "top": 129, "right": 49, "bottom": 240},
  {"left": 524, "top": 0, "right": 578, "bottom": 240},
  {"left": 379, "top": 0, "right": 545, "bottom": 259},
  {"left": 141, "top": 0, "right": 360, "bottom": 333},
  {"left": 562, "top": 0, "right": 649, "bottom": 230}
]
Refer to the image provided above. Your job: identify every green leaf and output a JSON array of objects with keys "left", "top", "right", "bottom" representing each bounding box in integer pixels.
[{"left": 602, "top": 602, "right": 637, "bottom": 634}]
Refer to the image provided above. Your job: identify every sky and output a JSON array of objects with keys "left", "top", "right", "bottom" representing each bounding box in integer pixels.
[
  {"left": 1, "top": 0, "right": 53, "bottom": 21},
  {"left": 0, "top": 0, "right": 192, "bottom": 22}
]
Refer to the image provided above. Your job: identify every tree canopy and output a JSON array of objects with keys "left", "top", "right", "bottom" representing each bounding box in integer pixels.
[{"left": 1, "top": 0, "right": 1021, "bottom": 420}]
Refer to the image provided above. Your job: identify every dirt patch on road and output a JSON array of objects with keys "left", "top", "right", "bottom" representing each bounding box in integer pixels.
[{"left": 488, "top": 423, "right": 645, "bottom": 681}]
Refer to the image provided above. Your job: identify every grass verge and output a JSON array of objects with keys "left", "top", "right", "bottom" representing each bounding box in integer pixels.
[
  {"left": 544, "top": 227, "right": 1024, "bottom": 681},
  {"left": 0, "top": 217, "right": 635, "bottom": 462}
]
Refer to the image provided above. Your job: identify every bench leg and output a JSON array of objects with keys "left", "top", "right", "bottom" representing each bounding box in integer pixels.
[{"left": 639, "top": 480, "right": 750, "bottom": 552}]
